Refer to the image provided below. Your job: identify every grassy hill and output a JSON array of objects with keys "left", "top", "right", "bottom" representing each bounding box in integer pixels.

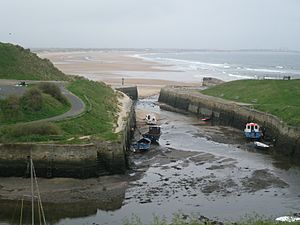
[
  {"left": 0, "top": 42, "right": 69, "bottom": 81},
  {"left": 201, "top": 79, "right": 300, "bottom": 126}
]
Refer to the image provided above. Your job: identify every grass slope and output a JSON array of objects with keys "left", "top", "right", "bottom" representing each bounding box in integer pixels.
[
  {"left": 0, "top": 42, "right": 69, "bottom": 81},
  {"left": 57, "top": 78, "right": 119, "bottom": 141},
  {"left": 201, "top": 80, "right": 300, "bottom": 126}
]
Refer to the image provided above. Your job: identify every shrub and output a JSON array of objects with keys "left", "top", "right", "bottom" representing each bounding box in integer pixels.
[
  {"left": 22, "top": 88, "right": 43, "bottom": 111},
  {"left": 37, "top": 82, "right": 68, "bottom": 104},
  {"left": 8, "top": 122, "right": 61, "bottom": 137},
  {"left": 0, "top": 95, "right": 21, "bottom": 119}
]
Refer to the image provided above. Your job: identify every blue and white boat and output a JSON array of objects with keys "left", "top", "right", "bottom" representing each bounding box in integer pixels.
[
  {"left": 132, "top": 137, "right": 151, "bottom": 152},
  {"left": 244, "top": 122, "right": 262, "bottom": 140}
]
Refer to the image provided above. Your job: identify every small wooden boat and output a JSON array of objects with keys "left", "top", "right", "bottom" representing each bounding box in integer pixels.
[
  {"left": 145, "top": 114, "right": 157, "bottom": 125},
  {"left": 132, "top": 137, "right": 151, "bottom": 152},
  {"left": 244, "top": 122, "right": 262, "bottom": 140},
  {"left": 254, "top": 141, "right": 270, "bottom": 150},
  {"left": 143, "top": 126, "right": 161, "bottom": 143}
]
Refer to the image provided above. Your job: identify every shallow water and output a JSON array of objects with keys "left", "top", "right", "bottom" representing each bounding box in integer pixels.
[{"left": 1, "top": 96, "right": 299, "bottom": 225}]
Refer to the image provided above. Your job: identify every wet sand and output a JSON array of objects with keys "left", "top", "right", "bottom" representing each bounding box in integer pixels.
[{"left": 37, "top": 50, "right": 200, "bottom": 97}]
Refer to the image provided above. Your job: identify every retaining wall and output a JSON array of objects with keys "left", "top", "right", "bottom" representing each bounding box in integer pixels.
[
  {"left": 159, "top": 86, "right": 300, "bottom": 158},
  {"left": 115, "top": 86, "right": 138, "bottom": 100}
]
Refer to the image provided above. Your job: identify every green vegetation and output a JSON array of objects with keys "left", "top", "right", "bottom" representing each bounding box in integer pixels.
[
  {"left": 0, "top": 42, "right": 69, "bottom": 81},
  {"left": 0, "top": 85, "right": 70, "bottom": 125},
  {"left": 3, "top": 122, "right": 61, "bottom": 142},
  {"left": 0, "top": 78, "right": 119, "bottom": 143},
  {"left": 201, "top": 79, "right": 300, "bottom": 126},
  {"left": 57, "top": 78, "right": 119, "bottom": 141},
  {"left": 37, "top": 82, "right": 68, "bottom": 104}
]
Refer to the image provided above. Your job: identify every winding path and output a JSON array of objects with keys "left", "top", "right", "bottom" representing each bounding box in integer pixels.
[
  {"left": 0, "top": 80, "right": 86, "bottom": 123},
  {"left": 38, "top": 84, "right": 86, "bottom": 122}
]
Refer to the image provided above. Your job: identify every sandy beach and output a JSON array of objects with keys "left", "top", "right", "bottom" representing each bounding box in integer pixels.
[{"left": 38, "top": 50, "right": 200, "bottom": 97}]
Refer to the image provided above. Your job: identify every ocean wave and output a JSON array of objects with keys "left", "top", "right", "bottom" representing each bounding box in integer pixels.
[
  {"left": 245, "top": 67, "right": 285, "bottom": 74},
  {"left": 136, "top": 54, "right": 235, "bottom": 72},
  {"left": 228, "top": 73, "right": 256, "bottom": 79}
]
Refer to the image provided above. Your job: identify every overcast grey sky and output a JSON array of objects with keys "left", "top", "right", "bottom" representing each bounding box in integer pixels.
[{"left": 1, "top": 0, "right": 299, "bottom": 50}]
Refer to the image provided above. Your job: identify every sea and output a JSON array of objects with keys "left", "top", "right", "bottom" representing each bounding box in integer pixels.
[{"left": 133, "top": 50, "right": 300, "bottom": 82}]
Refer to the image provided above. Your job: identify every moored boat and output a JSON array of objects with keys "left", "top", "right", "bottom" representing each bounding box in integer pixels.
[
  {"left": 201, "top": 117, "right": 211, "bottom": 122},
  {"left": 244, "top": 122, "right": 262, "bottom": 140},
  {"left": 132, "top": 137, "right": 151, "bottom": 152},
  {"left": 145, "top": 114, "right": 157, "bottom": 125},
  {"left": 143, "top": 126, "right": 161, "bottom": 143},
  {"left": 254, "top": 141, "right": 270, "bottom": 150}
]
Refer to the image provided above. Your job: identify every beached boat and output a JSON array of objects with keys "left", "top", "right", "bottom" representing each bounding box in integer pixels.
[
  {"left": 254, "top": 141, "right": 270, "bottom": 150},
  {"left": 143, "top": 126, "right": 161, "bottom": 143},
  {"left": 201, "top": 117, "right": 211, "bottom": 122},
  {"left": 132, "top": 137, "right": 151, "bottom": 152},
  {"left": 244, "top": 122, "right": 262, "bottom": 140},
  {"left": 145, "top": 114, "right": 157, "bottom": 125}
]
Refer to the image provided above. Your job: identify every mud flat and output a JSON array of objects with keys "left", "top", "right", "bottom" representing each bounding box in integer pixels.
[{"left": 123, "top": 96, "right": 300, "bottom": 224}]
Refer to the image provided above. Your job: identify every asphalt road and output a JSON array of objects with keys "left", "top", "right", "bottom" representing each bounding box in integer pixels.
[{"left": 0, "top": 80, "right": 85, "bottom": 123}]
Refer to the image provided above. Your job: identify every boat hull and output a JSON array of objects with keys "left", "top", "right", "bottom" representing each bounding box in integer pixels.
[
  {"left": 244, "top": 131, "right": 262, "bottom": 140},
  {"left": 132, "top": 138, "right": 151, "bottom": 152},
  {"left": 254, "top": 141, "right": 270, "bottom": 150},
  {"left": 143, "top": 133, "right": 160, "bottom": 142}
]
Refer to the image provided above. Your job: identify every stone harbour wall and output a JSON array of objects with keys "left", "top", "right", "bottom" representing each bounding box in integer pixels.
[
  {"left": 115, "top": 86, "right": 138, "bottom": 100},
  {"left": 159, "top": 86, "right": 300, "bottom": 158}
]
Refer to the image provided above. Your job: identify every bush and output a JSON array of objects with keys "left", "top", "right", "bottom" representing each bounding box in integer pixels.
[
  {"left": 0, "top": 95, "right": 21, "bottom": 119},
  {"left": 8, "top": 122, "right": 61, "bottom": 137},
  {"left": 22, "top": 88, "right": 43, "bottom": 111},
  {"left": 37, "top": 82, "right": 68, "bottom": 104}
]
